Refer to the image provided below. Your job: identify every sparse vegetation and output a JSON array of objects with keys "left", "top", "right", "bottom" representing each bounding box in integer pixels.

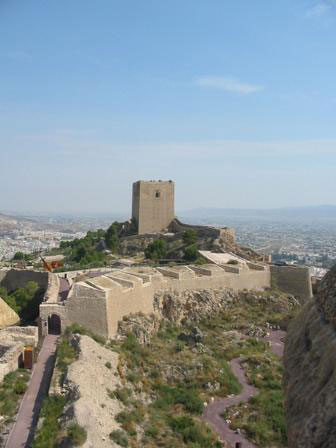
[
  {"left": 32, "top": 395, "right": 66, "bottom": 448},
  {"left": 225, "top": 353, "right": 287, "bottom": 447},
  {"left": 0, "top": 369, "right": 31, "bottom": 429},
  {"left": 65, "top": 323, "right": 106, "bottom": 345},
  {"left": 110, "top": 429, "right": 129, "bottom": 447},
  {"left": 67, "top": 422, "right": 87, "bottom": 446},
  {"left": 110, "top": 289, "right": 299, "bottom": 447}
]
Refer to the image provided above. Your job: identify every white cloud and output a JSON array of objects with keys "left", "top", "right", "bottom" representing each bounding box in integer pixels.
[
  {"left": 194, "top": 76, "right": 264, "bottom": 94},
  {"left": 306, "top": 1, "right": 334, "bottom": 18}
]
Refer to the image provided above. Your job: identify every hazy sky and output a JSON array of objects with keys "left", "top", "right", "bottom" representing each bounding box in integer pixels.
[{"left": 1, "top": 0, "right": 336, "bottom": 214}]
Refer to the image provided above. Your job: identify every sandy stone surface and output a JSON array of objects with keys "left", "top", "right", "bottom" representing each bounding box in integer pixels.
[{"left": 64, "top": 335, "right": 124, "bottom": 448}]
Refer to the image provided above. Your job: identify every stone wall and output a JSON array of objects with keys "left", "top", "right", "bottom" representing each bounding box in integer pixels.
[
  {"left": 270, "top": 265, "right": 312, "bottom": 302},
  {"left": 0, "top": 269, "right": 49, "bottom": 293},
  {"left": 56, "top": 264, "right": 271, "bottom": 338},
  {"left": 168, "top": 218, "right": 235, "bottom": 243}
]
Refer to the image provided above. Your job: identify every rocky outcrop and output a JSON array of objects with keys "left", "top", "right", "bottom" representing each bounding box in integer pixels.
[
  {"left": 284, "top": 265, "right": 336, "bottom": 448},
  {"left": 118, "top": 288, "right": 298, "bottom": 344},
  {"left": 0, "top": 297, "right": 19, "bottom": 329}
]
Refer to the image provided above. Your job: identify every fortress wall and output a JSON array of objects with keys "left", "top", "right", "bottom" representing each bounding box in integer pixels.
[
  {"left": 168, "top": 219, "right": 235, "bottom": 243},
  {"left": 43, "top": 273, "right": 60, "bottom": 303},
  {"left": 103, "top": 268, "right": 270, "bottom": 337},
  {"left": 106, "top": 284, "right": 155, "bottom": 336},
  {"left": 270, "top": 265, "right": 312, "bottom": 302},
  {"left": 153, "top": 269, "right": 271, "bottom": 293},
  {"left": 66, "top": 286, "right": 109, "bottom": 338},
  {"left": 0, "top": 269, "right": 49, "bottom": 292}
]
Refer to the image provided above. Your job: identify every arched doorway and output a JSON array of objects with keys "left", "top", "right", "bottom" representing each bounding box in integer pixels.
[{"left": 48, "top": 314, "right": 61, "bottom": 335}]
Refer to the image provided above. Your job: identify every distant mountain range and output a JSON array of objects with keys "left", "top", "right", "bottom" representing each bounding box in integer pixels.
[{"left": 179, "top": 205, "right": 336, "bottom": 223}]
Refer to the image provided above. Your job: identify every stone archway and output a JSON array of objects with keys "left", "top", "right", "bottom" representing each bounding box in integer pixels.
[{"left": 48, "top": 314, "right": 61, "bottom": 335}]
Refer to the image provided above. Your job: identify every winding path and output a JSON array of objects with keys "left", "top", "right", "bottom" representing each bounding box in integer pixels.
[{"left": 203, "top": 330, "right": 286, "bottom": 448}]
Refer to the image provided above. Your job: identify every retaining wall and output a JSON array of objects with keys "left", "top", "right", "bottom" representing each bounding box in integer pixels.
[{"left": 270, "top": 265, "right": 313, "bottom": 302}]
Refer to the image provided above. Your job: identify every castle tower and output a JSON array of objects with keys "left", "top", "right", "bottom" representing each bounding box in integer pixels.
[{"left": 132, "top": 180, "right": 175, "bottom": 234}]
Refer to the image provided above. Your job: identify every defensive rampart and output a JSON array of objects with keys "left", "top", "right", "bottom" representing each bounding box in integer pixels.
[
  {"left": 40, "top": 263, "right": 272, "bottom": 338},
  {"left": 270, "top": 265, "right": 312, "bottom": 302}
]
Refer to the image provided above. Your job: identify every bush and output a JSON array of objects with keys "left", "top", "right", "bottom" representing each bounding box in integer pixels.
[
  {"left": 14, "top": 379, "right": 28, "bottom": 395},
  {"left": 109, "top": 429, "right": 129, "bottom": 447},
  {"left": 67, "top": 422, "right": 87, "bottom": 446},
  {"left": 144, "top": 239, "right": 167, "bottom": 260},
  {"left": 182, "top": 229, "right": 197, "bottom": 245},
  {"left": 183, "top": 243, "right": 198, "bottom": 261},
  {"left": 57, "top": 338, "right": 76, "bottom": 372},
  {"left": 105, "top": 361, "right": 112, "bottom": 369},
  {"left": 65, "top": 323, "right": 106, "bottom": 345},
  {"left": 111, "top": 387, "right": 132, "bottom": 405},
  {"left": 153, "top": 385, "right": 203, "bottom": 414},
  {"left": 168, "top": 415, "right": 219, "bottom": 446},
  {"left": 32, "top": 395, "right": 66, "bottom": 448},
  {"left": 0, "top": 369, "right": 31, "bottom": 421}
]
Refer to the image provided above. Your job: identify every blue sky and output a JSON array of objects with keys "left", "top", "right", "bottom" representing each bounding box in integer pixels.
[{"left": 1, "top": 0, "right": 335, "bottom": 214}]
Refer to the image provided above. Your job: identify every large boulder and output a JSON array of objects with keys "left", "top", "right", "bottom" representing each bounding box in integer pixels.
[
  {"left": 0, "top": 297, "right": 19, "bottom": 329},
  {"left": 284, "top": 265, "right": 336, "bottom": 448}
]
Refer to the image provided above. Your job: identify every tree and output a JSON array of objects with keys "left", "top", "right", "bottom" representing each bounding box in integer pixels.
[
  {"left": 145, "top": 240, "right": 167, "bottom": 260},
  {"left": 105, "top": 222, "right": 120, "bottom": 252},
  {"left": 183, "top": 230, "right": 197, "bottom": 246},
  {"left": 183, "top": 244, "right": 198, "bottom": 261}
]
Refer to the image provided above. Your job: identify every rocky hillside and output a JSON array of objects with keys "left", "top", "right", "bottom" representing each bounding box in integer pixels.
[{"left": 284, "top": 264, "right": 336, "bottom": 448}]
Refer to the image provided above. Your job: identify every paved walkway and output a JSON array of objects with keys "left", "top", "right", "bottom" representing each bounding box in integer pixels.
[
  {"left": 5, "top": 335, "right": 58, "bottom": 448},
  {"left": 203, "top": 330, "right": 285, "bottom": 448}
]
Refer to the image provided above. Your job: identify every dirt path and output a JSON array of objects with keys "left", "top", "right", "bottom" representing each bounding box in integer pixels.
[
  {"left": 5, "top": 335, "right": 58, "bottom": 448},
  {"left": 203, "top": 330, "right": 286, "bottom": 448}
]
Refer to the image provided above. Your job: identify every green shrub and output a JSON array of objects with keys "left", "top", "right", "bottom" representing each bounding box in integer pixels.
[
  {"left": 109, "top": 429, "right": 129, "bottom": 447},
  {"left": 182, "top": 229, "right": 197, "bottom": 245},
  {"left": 144, "top": 239, "right": 167, "bottom": 260},
  {"left": 0, "top": 369, "right": 30, "bottom": 421},
  {"left": 111, "top": 387, "right": 132, "bottom": 405},
  {"left": 14, "top": 379, "right": 28, "bottom": 395},
  {"left": 65, "top": 323, "right": 106, "bottom": 345},
  {"left": 67, "top": 422, "right": 87, "bottom": 446},
  {"left": 168, "top": 415, "right": 219, "bottom": 446},
  {"left": 57, "top": 338, "right": 76, "bottom": 372},
  {"left": 183, "top": 243, "right": 198, "bottom": 261},
  {"left": 153, "top": 385, "right": 203, "bottom": 414},
  {"left": 32, "top": 395, "right": 66, "bottom": 448},
  {"left": 105, "top": 361, "right": 112, "bottom": 369}
]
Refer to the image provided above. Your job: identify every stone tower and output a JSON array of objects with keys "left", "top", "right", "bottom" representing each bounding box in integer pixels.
[{"left": 132, "top": 180, "right": 175, "bottom": 234}]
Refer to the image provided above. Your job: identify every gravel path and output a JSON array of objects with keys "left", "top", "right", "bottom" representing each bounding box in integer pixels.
[
  {"left": 203, "top": 330, "right": 285, "bottom": 448},
  {"left": 5, "top": 335, "right": 58, "bottom": 448}
]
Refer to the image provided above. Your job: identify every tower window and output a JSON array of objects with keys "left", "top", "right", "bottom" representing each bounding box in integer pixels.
[{"left": 155, "top": 191, "right": 161, "bottom": 198}]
